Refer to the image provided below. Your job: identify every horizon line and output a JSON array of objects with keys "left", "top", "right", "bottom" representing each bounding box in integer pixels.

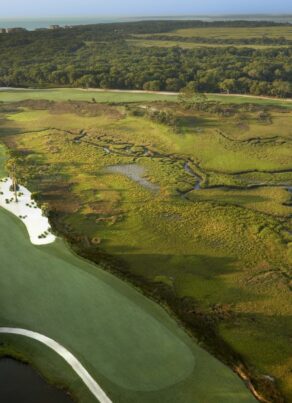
[{"left": 1, "top": 13, "right": 292, "bottom": 20}]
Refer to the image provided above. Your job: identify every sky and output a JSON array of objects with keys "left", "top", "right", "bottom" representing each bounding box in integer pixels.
[{"left": 1, "top": 0, "right": 292, "bottom": 18}]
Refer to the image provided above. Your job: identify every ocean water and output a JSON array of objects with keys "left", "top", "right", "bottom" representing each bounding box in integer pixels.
[
  {"left": 0, "top": 15, "right": 291, "bottom": 30},
  {"left": 0, "top": 17, "right": 131, "bottom": 30}
]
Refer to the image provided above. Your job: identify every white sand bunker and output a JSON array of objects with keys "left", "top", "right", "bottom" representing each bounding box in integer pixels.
[{"left": 0, "top": 178, "right": 56, "bottom": 245}]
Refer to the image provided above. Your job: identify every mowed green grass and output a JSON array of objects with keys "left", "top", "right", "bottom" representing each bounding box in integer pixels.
[
  {"left": 208, "top": 94, "right": 292, "bottom": 109},
  {"left": 0, "top": 89, "right": 177, "bottom": 103},
  {"left": 1, "top": 88, "right": 292, "bottom": 110},
  {"left": 1, "top": 99, "right": 292, "bottom": 400}
]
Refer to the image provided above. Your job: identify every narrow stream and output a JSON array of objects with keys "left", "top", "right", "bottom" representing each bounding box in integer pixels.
[
  {"left": 183, "top": 162, "right": 201, "bottom": 190},
  {"left": 98, "top": 137, "right": 290, "bottom": 195}
]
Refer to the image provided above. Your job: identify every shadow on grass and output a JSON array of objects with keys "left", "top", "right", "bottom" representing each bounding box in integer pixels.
[{"left": 88, "top": 246, "right": 267, "bottom": 306}]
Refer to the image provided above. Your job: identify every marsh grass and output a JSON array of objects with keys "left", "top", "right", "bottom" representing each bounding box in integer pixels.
[{"left": 0, "top": 98, "right": 291, "bottom": 401}]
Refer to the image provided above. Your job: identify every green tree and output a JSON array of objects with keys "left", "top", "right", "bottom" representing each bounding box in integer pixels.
[
  {"left": 271, "top": 80, "right": 291, "bottom": 98},
  {"left": 143, "top": 81, "right": 161, "bottom": 91},
  {"left": 6, "top": 158, "right": 19, "bottom": 202},
  {"left": 178, "top": 84, "right": 207, "bottom": 108},
  {"left": 219, "top": 79, "right": 236, "bottom": 94},
  {"left": 165, "top": 78, "right": 183, "bottom": 92}
]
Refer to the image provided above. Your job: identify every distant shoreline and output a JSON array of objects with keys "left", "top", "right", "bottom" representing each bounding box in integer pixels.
[{"left": 0, "top": 14, "right": 292, "bottom": 30}]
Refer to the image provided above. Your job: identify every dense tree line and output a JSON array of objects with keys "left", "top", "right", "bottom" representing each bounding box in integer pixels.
[{"left": 0, "top": 20, "right": 292, "bottom": 97}]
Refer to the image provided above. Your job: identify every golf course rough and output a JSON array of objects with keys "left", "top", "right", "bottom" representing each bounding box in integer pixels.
[{"left": 0, "top": 147, "right": 256, "bottom": 402}]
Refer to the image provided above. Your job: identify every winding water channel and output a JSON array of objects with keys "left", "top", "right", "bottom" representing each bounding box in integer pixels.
[{"left": 74, "top": 131, "right": 292, "bottom": 195}]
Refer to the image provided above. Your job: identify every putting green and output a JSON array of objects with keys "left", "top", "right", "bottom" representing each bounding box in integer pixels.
[{"left": 0, "top": 145, "right": 255, "bottom": 402}]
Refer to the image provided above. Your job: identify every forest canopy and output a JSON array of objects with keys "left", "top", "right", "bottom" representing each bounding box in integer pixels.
[{"left": 0, "top": 19, "right": 292, "bottom": 97}]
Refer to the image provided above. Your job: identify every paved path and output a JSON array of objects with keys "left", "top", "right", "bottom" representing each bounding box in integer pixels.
[{"left": 0, "top": 327, "right": 112, "bottom": 403}]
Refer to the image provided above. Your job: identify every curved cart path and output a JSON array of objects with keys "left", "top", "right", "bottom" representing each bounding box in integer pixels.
[{"left": 0, "top": 327, "right": 112, "bottom": 403}]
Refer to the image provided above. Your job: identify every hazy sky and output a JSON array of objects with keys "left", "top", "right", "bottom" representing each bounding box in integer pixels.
[{"left": 1, "top": 0, "right": 292, "bottom": 18}]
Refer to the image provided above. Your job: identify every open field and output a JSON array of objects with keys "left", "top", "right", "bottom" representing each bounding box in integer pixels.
[
  {"left": 0, "top": 95, "right": 291, "bottom": 402},
  {"left": 156, "top": 26, "right": 292, "bottom": 40},
  {"left": 128, "top": 38, "right": 291, "bottom": 50},
  {"left": 133, "top": 25, "right": 292, "bottom": 48},
  {"left": 0, "top": 88, "right": 177, "bottom": 104},
  {"left": 207, "top": 94, "right": 292, "bottom": 109},
  {"left": 1, "top": 88, "right": 292, "bottom": 110}
]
